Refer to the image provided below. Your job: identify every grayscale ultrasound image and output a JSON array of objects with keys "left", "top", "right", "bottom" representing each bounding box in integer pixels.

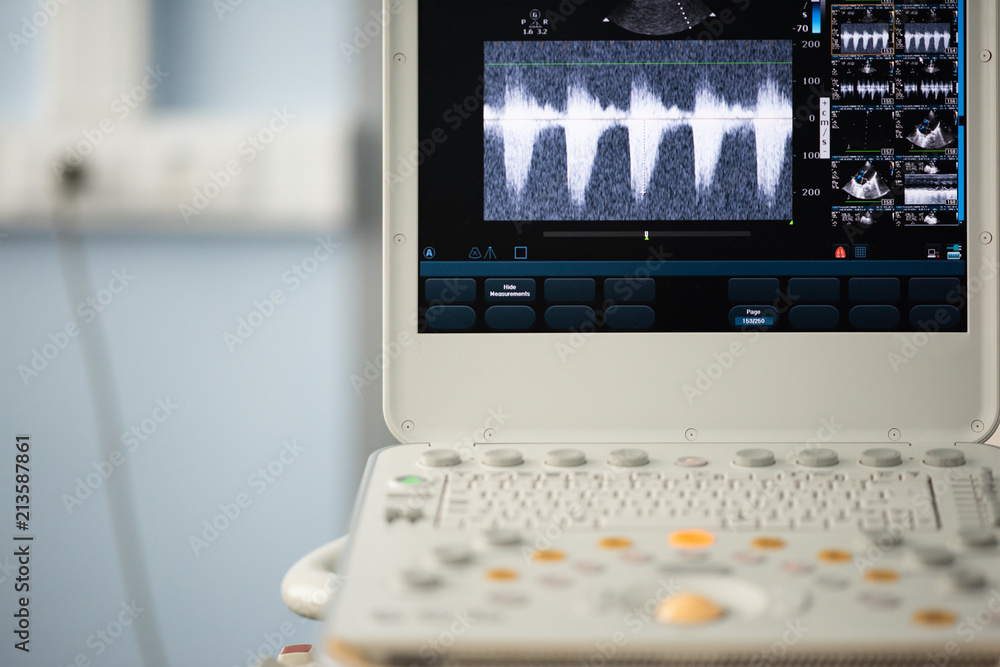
[{"left": 483, "top": 40, "right": 793, "bottom": 221}]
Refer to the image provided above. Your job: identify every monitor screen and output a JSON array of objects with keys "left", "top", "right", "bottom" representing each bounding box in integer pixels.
[{"left": 414, "top": 0, "right": 966, "bottom": 333}]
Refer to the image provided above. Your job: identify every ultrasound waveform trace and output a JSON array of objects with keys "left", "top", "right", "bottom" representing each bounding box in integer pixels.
[
  {"left": 902, "top": 80, "right": 953, "bottom": 101},
  {"left": 904, "top": 173, "right": 958, "bottom": 206},
  {"left": 904, "top": 24, "right": 954, "bottom": 53},
  {"left": 483, "top": 41, "right": 793, "bottom": 222},
  {"left": 607, "top": 0, "right": 713, "bottom": 36},
  {"left": 840, "top": 24, "right": 891, "bottom": 54},
  {"left": 841, "top": 79, "right": 893, "bottom": 102}
]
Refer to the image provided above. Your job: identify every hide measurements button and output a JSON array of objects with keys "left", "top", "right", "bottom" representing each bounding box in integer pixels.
[{"left": 485, "top": 278, "right": 536, "bottom": 303}]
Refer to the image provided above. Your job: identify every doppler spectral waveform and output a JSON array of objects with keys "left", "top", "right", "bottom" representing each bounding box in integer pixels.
[
  {"left": 483, "top": 41, "right": 793, "bottom": 222},
  {"left": 903, "top": 80, "right": 953, "bottom": 100},
  {"left": 905, "top": 24, "right": 953, "bottom": 53},
  {"left": 841, "top": 80, "right": 892, "bottom": 101},
  {"left": 840, "top": 24, "right": 891, "bottom": 54}
]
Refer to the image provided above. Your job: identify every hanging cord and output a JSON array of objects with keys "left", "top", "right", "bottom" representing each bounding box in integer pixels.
[{"left": 52, "top": 164, "right": 166, "bottom": 667}]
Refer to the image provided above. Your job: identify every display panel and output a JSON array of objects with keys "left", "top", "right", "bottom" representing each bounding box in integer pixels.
[{"left": 415, "top": 0, "right": 966, "bottom": 333}]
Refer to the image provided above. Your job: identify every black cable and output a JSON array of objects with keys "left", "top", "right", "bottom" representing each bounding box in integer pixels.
[{"left": 53, "top": 163, "right": 166, "bottom": 667}]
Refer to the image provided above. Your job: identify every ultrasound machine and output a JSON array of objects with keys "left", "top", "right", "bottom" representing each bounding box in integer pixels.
[{"left": 280, "top": 1, "right": 1000, "bottom": 665}]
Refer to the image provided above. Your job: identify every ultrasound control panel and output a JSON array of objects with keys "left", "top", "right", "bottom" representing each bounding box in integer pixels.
[
  {"left": 415, "top": 0, "right": 967, "bottom": 333},
  {"left": 326, "top": 442, "right": 1000, "bottom": 665}
]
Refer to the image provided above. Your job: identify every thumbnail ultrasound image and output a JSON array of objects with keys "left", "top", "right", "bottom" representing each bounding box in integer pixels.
[
  {"left": 834, "top": 59, "right": 894, "bottom": 105},
  {"left": 834, "top": 209, "right": 890, "bottom": 229},
  {"left": 902, "top": 210, "right": 959, "bottom": 226},
  {"left": 898, "top": 109, "right": 958, "bottom": 151},
  {"left": 834, "top": 160, "right": 897, "bottom": 204},
  {"left": 832, "top": 110, "right": 895, "bottom": 156},
  {"left": 833, "top": 8, "right": 894, "bottom": 56},
  {"left": 897, "top": 8, "right": 958, "bottom": 54},
  {"left": 904, "top": 173, "right": 958, "bottom": 205},
  {"left": 483, "top": 40, "right": 794, "bottom": 221},
  {"left": 606, "top": 0, "right": 713, "bottom": 36},
  {"left": 897, "top": 59, "right": 957, "bottom": 104}
]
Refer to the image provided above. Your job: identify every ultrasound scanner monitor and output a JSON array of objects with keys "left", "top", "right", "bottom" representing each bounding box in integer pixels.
[
  {"left": 383, "top": 0, "right": 998, "bottom": 446},
  {"left": 315, "top": 2, "right": 1000, "bottom": 663}
]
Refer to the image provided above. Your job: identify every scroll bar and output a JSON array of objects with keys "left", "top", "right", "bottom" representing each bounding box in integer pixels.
[{"left": 819, "top": 97, "right": 831, "bottom": 160}]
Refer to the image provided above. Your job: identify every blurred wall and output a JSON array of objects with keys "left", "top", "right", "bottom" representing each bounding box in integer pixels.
[{"left": 0, "top": 1, "right": 393, "bottom": 666}]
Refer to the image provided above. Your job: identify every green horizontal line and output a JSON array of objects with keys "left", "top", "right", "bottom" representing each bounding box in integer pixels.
[{"left": 484, "top": 61, "right": 793, "bottom": 67}]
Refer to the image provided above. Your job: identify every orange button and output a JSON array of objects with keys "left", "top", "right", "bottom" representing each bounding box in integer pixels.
[
  {"left": 668, "top": 529, "right": 715, "bottom": 549},
  {"left": 656, "top": 592, "right": 726, "bottom": 625},
  {"left": 532, "top": 550, "right": 566, "bottom": 562},
  {"left": 751, "top": 537, "right": 786, "bottom": 550},
  {"left": 599, "top": 537, "right": 633, "bottom": 550},
  {"left": 864, "top": 568, "right": 900, "bottom": 583},
  {"left": 485, "top": 568, "right": 519, "bottom": 581},
  {"left": 817, "top": 549, "right": 852, "bottom": 564},
  {"left": 913, "top": 609, "right": 957, "bottom": 627}
]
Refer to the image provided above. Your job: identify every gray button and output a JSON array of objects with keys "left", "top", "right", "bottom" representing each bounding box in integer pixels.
[
  {"left": 608, "top": 448, "right": 649, "bottom": 467},
  {"left": 482, "top": 448, "right": 523, "bottom": 467},
  {"left": 798, "top": 448, "right": 839, "bottom": 467},
  {"left": 433, "top": 544, "right": 474, "bottom": 565},
  {"left": 862, "top": 530, "right": 904, "bottom": 550},
  {"left": 734, "top": 448, "right": 776, "bottom": 467},
  {"left": 546, "top": 448, "right": 586, "bottom": 467},
  {"left": 860, "top": 448, "right": 902, "bottom": 467},
  {"left": 399, "top": 569, "right": 441, "bottom": 589},
  {"left": 490, "top": 590, "right": 529, "bottom": 606},
  {"left": 924, "top": 448, "right": 967, "bottom": 468},
  {"left": 419, "top": 449, "right": 461, "bottom": 467},
  {"left": 815, "top": 575, "right": 850, "bottom": 590},
  {"left": 911, "top": 545, "right": 955, "bottom": 567},
  {"left": 660, "top": 563, "right": 732, "bottom": 575},
  {"left": 947, "top": 568, "right": 987, "bottom": 592},
  {"left": 483, "top": 528, "right": 522, "bottom": 547},
  {"left": 957, "top": 530, "right": 998, "bottom": 549},
  {"left": 859, "top": 591, "right": 901, "bottom": 610}
]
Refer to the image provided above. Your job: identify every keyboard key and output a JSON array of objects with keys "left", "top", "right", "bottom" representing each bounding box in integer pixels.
[
  {"left": 425, "top": 305, "right": 476, "bottom": 330},
  {"left": 485, "top": 306, "right": 536, "bottom": 330},
  {"left": 545, "top": 278, "right": 595, "bottom": 303},
  {"left": 789, "top": 305, "right": 840, "bottom": 330},
  {"left": 545, "top": 306, "right": 596, "bottom": 330},
  {"left": 425, "top": 278, "right": 475, "bottom": 303},
  {"left": 604, "top": 305, "right": 655, "bottom": 330},
  {"left": 788, "top": 278, "right": 840, "bottom": 302},
  {"left": 604, "top": 278, "right": 655, "bottom": 303},
  {"left": 849, "top": 278, "right": 901, "bottom": 302},
  {"left": 909, "top": 305, "right": 961, "bottom": 330},
  {"left": 485, "top": 278, "right": 535, "bottom": 303},
  {"left": 849, "top": 305, "right": 900, "bottom": 330},
  {"left": 729, "top": 278, "right": 779, "bottom": 302},
  {"left": 909, "top": 277, "right": 961, "bottom": 302}
]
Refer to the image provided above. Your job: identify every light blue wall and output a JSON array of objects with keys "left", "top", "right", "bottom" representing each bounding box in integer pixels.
[
  {"left": 0, "top": 231, "right": 385, "bottom": 667},
  {"left": 152, "top": 0, "right": 358, "bottom": 115},
  {"left": 0, "top": 0, "right": 40, "bottom": 119}
]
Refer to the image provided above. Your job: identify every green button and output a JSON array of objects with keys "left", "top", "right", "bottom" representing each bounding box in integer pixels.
[{"left": 397, "top": 475, "right": 426, "bottom": 485}]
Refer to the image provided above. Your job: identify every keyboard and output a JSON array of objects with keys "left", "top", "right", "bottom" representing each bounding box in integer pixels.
[
  {"left": 389, "top": 446, "right": 999, "bottom": 533},
  {"left": 326, "top": 442, "right": 1000, "bottom": 667}
]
